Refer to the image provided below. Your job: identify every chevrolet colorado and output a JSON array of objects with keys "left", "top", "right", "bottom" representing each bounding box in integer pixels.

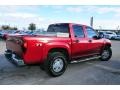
[{"left": 5, "top": 23, "right": 112, "bottom": 77}]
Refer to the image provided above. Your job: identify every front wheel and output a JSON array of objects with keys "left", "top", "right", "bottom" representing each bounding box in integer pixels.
[
  {"left": 100, "top": 47, "right": 112, "bottom": 61},
  {"left": 44, "top": 52, "right": 68, "bottom": 77}
]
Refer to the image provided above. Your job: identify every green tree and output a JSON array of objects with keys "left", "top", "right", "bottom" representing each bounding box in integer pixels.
[
  {"left": 1, "top": 25, "right": 18, "bottom": 30},
  {"left": 11, "top": 27, "right": 18, "bottom": 30},
  {"left": 28, "top": 23, "right": 36, "bottom": 31},
  {"left": 1, "top": 25, "right": 10, "bottom": 30}
]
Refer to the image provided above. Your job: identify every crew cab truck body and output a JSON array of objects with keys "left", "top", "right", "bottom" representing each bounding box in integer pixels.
[{"left": 5, "top": 23, "right": 112, "bottom": 77}]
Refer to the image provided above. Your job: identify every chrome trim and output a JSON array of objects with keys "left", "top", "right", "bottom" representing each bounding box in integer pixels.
[
  {"left": 11, "top": 54, "right": 25, "bottom": 65},
  {"left": 71, "top": 56, "right": 101, "bottom": 64},
  {"left": 5, "top": 51, "right": 25, "bottom": 66},
  {"left": 52, "top": 58, "right": 64, "bottom": 72}
]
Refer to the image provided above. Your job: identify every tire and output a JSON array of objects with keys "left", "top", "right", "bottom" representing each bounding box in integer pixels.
[
  {"left": 100, "top": 47, "right": 112, "bottom": 61},
  {"left": 44, "top": 52, "right": 68, "bottom": 77}
]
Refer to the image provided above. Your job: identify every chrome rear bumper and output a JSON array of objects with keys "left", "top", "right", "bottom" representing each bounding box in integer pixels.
[{"left": 5, "top": 50, "right": 25, "bottom": 66}]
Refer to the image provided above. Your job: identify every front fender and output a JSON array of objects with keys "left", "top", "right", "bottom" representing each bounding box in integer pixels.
[{"left": 104, "top": 39, "right": 111, "bottom": 47}]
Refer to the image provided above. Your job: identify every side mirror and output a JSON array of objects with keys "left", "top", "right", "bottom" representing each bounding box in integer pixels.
[{"left": 92, "top": 35, "right": 101, "bottom": 39}]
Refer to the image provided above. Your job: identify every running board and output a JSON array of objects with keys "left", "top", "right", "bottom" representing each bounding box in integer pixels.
[{"left": 70, "top": 56, "right": 101, "bottom": 64}]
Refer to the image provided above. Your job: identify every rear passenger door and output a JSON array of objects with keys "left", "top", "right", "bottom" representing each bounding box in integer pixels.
[{"left": 71, "top": 25, "right": 89, "bottom": 59}]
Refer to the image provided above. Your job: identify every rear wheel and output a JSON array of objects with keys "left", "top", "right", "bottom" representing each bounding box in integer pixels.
[
  {"left": 44, "top": 52, "right": 68, "bottom": 77},
  {"left": 100, "top": 47, "right": 112, "bottom": 61}
]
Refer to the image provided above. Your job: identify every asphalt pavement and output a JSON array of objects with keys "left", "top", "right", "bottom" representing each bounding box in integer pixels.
[{"left": 0, "top": 40, "right": 120, "bottom": 85}]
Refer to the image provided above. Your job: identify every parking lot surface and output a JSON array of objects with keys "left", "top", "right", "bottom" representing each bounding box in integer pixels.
[{"left": 0, "top": 40, "right": 120, "bottom": 85}]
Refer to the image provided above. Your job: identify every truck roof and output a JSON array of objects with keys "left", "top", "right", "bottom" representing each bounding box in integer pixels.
[{"left": 50, "top": 23, "right": 89, "bottom": 27}]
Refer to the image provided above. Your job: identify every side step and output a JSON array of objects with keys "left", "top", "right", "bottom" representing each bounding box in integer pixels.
[{"left": 70, "top": 56, "right": 101, "bottom": 64}]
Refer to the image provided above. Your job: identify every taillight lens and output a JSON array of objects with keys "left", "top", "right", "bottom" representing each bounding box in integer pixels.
[
  {"left": 23, "top": 42, "right": 27, "bottom": 48},
  {"left": 22, "top": 42, "right": 27, "bottom": 53}
]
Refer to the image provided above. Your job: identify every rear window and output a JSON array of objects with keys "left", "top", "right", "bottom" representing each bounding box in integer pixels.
[{"left": 47, "top": 24, "right": 69, "bottom": 33}]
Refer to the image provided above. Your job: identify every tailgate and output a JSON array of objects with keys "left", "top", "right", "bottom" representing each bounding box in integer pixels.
[{"left": 6, "top": 36, "right": 23, "bottom": 57}]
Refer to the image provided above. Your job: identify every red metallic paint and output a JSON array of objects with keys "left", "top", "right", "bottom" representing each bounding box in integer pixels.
[{"left": 6, "top": 23, "right": 111, "bottom": 64}]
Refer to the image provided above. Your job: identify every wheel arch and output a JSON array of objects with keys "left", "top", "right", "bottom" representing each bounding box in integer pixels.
[
  {"left": 104, "top": 43, "right": 111, "bottom": 49},
  {"left": 47, "top": 47, "right": 70, "bottom": 62}
]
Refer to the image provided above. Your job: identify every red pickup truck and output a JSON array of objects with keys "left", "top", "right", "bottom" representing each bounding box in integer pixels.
[{"left": 5, "top": 23, "right": 112, "bottom": 77}]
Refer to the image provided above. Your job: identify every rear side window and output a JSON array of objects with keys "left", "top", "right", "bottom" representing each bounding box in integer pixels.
[
  {"left": 47, "top": 24, "right": 69, "bottom": 33},
  {"left": 72, "top": 25, "right": 85, "bottom": 38}
]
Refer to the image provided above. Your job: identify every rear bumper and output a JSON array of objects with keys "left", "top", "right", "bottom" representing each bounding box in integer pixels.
[{"left": 4, "top": 50, "right": 25, "bottom": 66}]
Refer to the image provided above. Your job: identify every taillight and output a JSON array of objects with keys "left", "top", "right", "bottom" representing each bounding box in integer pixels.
[
  {"left": 23, "top": 42, "right": 27, "bottom": 48},
  {"left": 22, "top": 42, "right": 27, "bottom": 53}
]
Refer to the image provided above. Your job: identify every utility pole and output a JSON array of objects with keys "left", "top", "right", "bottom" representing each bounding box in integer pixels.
[
  {"left": 116, "top": 26, "right": 120, "bottom": 34},
  {"left": 116, "top": 26, "right": 120, "bottom": 30},
  {"left": 90, "top": 16, "right": 93, "bottom": 27}
]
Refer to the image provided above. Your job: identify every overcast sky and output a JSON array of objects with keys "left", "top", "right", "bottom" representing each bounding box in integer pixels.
[{"left": 0, "top": 5, "right": 120, "bottom": 30}]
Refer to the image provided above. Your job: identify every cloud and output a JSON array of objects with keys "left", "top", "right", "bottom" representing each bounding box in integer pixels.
[
  {"left": 96, "top": 7, "right": 120, "bottom": 14},
  {"left": 65, "top": 6, "right": 120, "bottom": 15},
  {"left": 0, "top": 12, "right": 45, "bottom": 29},
  {"left": 0, "top": 12, "right": 45, "bottom": 23},
  {"left": 0, "top": 5, "right": 120, "bottom": 30},
  {"left": 6, "top": 13, "right": 38, "bottom": 18},
  {"left": 84, "top": 6, "right": 120, "bottom": 15},
  {"left": 66, "top": 6, "right": 83, "bottom": 13},
  {"left": 94, "top": 19, "right": 120, "bottom": 29},
  {"left": 51, "top": 5, "right": 64, "bottom": 9},
  {"left": 115, "top": 12, "right": 120, "bottom": 17},
  {"left": 0, "top": 6, "right": 40, "bottom": 13}
]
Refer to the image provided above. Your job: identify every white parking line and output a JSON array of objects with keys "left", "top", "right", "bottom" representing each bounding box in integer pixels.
[{"left": 86, "top": 62, "right": 120, "bottom": 74}]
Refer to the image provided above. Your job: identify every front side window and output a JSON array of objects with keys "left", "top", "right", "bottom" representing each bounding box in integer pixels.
[
  {"left": 72, "top": 25, "right": 85, "bottom": 38},
  {"left": 86, "top": 27, "right": 97, "bottom": 38}
]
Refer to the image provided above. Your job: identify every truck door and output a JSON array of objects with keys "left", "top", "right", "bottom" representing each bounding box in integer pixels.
[
  {"left": 71, "top": 25, "right": 89, "bottom": 59},
  {"left": 85, "top": 26, "right": 103, "bottom": 55}
]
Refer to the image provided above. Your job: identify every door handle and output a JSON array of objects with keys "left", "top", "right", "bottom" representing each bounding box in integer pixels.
[
  {"left": 75, "top": 39, "right": 79, "bottom": 43},
  {"left": 88, "top": 39, "right": 92, "bottom": 42}
]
